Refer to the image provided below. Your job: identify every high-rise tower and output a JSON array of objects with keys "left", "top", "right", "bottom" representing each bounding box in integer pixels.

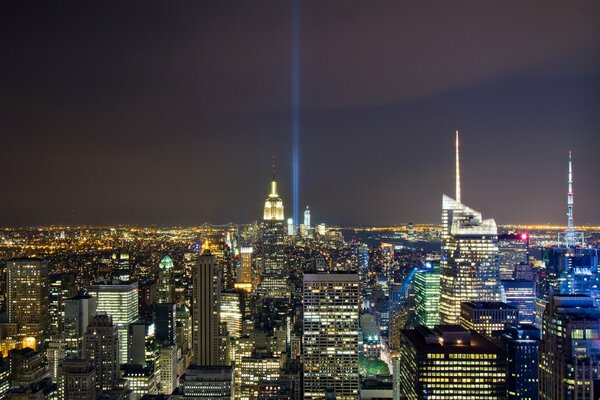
[
  {"left": 439, "top": 132, "right": 501, "bottom": 324},
  {"left": 192, "top": 243, "right": 221, "bottom": 365},
  {"left": 6, "top": 258, "right": 50, "bottom": 348},
  {"left": 540, "top": 295, "right": 600, "bottom": 399},
  {"left": 259, "top": 159, "right": 289, "bottom": 298},
  {"left": 157, "top": 255, "right": 174, "bottom": 304},
  {"left": 303, "top": 273, "right": 360, "bottom": 399},
  {"left": 88, "top": 280, "right": 139, "bottom": 365},
  {"left": 83, "top": 314, "right": 119, "bottom": 392}
]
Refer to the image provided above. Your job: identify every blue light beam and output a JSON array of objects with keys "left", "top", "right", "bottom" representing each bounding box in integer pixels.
[{"left": 291, "top": 0, "right": 300, "bottom": 227}]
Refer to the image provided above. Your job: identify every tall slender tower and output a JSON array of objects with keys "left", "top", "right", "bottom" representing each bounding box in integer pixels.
[
  {"left": 192, "top": 243, "right": 221, "bottom": 365},
  {"left": 455, "top": 130, "right": 461, "bottom": 204},
  {"left": 558, "top": 151, "right": 584, "bottom": 247},
  {"left": 259, "top": 158, "right": 289, "bottom": 298},
  {"left": 439, "top": 132, "right": 501, "bottom": 324}
]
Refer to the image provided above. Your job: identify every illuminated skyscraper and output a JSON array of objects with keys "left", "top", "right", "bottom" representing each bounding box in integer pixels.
[
  {"left": 6, "top": 258, "right": 50, "bottom": 348},
  {"left": 64, "top": 294, "right": 97, "bottom": 359},
  {"left": 192, "top": 244, "right": 221, "bottom": 366},
  {"left": 88, "top": 280, "right": 139, "bottom": 364},
  {"left": 539, "top": 295, "right": 600, "bottom": 400},
  {"left": 263, "top": 159, "right": 285, "bottom": 222},
  {"left": 303, "top": 273, "right": 360, "bottom": 400},
  {"left": 398, "top": 325, "right": 506, "bottom": 399},
  {"left": 501, "top": 279, "right": 536, "bottom": 324},
  {"left": 240, "top": 353, "right": 281, "bottom": 400},
  {"left": 439, "top": 132, "right": 501, "bottom": 324},
  {"left": 221, "top": 291, "right": 242, "bottom": 338},
  {"left": 158, "top": 344, "right": 178, "bottom": 395},
  {"left": 302, "top": 205, "right": 311, "bottom": 237},
  {"left": 259, "top": 163, "right": 289, "bottom": 298},
  {"left": 83, "top": 314, "right": 119, "bottom": 392},
  {"left": 158, "top": 255, "right": 175, "bottom": 304},
  {"left": 413, "top": 264, "right": 440, "bottom": 328},
  {"left": 235, "top": 246, "right": 253, "bottom": 292}
]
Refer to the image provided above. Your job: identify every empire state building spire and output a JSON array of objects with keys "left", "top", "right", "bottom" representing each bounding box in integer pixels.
[{"left": 264, "top": 156, "right": 285, "bottom": 221}]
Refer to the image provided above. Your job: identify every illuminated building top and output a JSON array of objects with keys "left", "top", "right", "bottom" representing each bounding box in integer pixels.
[
  {"left": 263, "top": 158, "right": 285, "bottom": 221},
  {"left": 159, "top": 255, "right": 174, "bottom": 270}
]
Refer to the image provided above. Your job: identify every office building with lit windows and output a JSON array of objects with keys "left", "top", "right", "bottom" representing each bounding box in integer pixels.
[
  {"left": 397, "top": 325, "right": 506, "bottom": 399},
  {"left": 459, "top": 301, "right": 518, "bottom": 338},
  {"left": 88, "top": 280, "right": 139, "bottom": 364},
  {"left": 439, "top": 198, "right": 502, "bottom": 325},
  {"left": 413, "top": 265, "right": 440, "bottom": 328},
  {"left": 6, "top": 258, "right": 50, "bottom": 347},
  {"left": 221, "top": 291, "right": 242, "bottom": 338},
  {"left": 172, "top": 365, "right": 233, "bottom": 399},
  {"left": 303, "top": 273, "right": 360, "bottom": 400},
  {"left": 501, "top": 279, "right": 536, "bottom": 324},
  {"left": 539, "top": 295, "right": 600, "bottom": 400},
  {"left": 240, "top": 353, "right": 281, "bottom": 400},
  {"left": 62, "top": 359, "right": 97, "bottom": 400},
  {"left": 493, "top": 324, "right": 539, "bottom": 400},
  {"left": 236, "top": 246, "right": 253, "bottom": 292}
]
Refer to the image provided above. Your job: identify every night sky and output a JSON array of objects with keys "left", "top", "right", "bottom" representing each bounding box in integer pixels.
[{"left": 1, "top": 1, "right": 599, "bottom": 226}]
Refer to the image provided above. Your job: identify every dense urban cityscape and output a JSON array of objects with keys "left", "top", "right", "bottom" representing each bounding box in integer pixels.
[
  {"left": 0, "top": 133, "right": 599, "bottom": 399},
  {"left": 3, "top": 1, "right": 600, "bottom": 399}
]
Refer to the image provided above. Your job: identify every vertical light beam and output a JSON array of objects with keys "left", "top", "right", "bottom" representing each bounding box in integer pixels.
[{"left": 291, "top": 0, "right": 300, "bottom": 227}]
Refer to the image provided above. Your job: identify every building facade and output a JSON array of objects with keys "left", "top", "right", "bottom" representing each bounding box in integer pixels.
[
  {"left": 303, "top": 273, "right": 360, "bottom": 400},
  {"left": 398, "top": 325, "right": 506, "bottom": 399}
]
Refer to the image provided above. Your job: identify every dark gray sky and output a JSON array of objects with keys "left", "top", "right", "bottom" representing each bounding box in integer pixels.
[{"left": 1, "top": 1, "right": 599, "bottom": 226}]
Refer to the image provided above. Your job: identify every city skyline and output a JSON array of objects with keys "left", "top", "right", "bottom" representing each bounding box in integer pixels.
[{"left": 1, "top": 2, "right": 599, "bottom": 226}]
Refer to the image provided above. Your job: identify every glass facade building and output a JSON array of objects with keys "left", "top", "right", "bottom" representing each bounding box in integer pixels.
[
  {"left": 439, "top": 195, "right": 502, "bottom": 325},
  {"left": 89, "top": 280, "right": 139, "bottom": 365},
  {"left": 413, "top": 265, "right": 441, "bottom": 329}
]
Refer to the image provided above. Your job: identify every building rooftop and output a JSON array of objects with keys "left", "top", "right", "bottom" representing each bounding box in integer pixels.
[
  {"left": 303, "top": 273, "right": 359, "bottom": 282},
  {"left": 462, "top": 301, "right": 517, "bottom": 310},
  {"left": 403, "top": 325, "right": 503, "bottom": 354}
]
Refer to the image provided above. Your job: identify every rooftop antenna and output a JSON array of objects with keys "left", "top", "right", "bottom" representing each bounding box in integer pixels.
[
  {"left": 559, "top": 151, "right": 583, "bottom": 247},
  {"left": 455, "top": 130, "right": 461, "bottom": 203},
  {"left": 566, "top": 151, "right": 575, "bottom": 244},
  {"left": 271, "top": 155, "right": 277, "bottom": 196}
]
